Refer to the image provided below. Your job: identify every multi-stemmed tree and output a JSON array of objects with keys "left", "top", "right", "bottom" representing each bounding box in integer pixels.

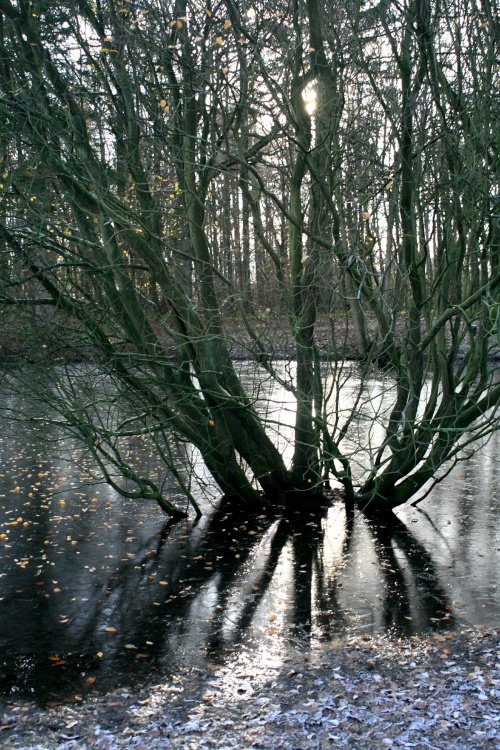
[{"left": 0, "top": 0, "right": 498, "bottom": 519}]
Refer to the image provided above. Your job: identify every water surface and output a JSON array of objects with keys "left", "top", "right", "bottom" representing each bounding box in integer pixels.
[{"left": 0, "top": 365, "right": 498, "bottom": 702}]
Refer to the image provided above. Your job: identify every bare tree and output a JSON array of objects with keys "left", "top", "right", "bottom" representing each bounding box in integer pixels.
[{"left": 0, "top": 0, "right": 498, "bottom": 519}]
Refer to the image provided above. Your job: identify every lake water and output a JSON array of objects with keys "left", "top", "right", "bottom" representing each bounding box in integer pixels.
[{"left": 0, "top": 363, "right": 498, "bottom": 702}]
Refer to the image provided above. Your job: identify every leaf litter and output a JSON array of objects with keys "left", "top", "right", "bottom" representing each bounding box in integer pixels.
[{"left": 0, "top": 628, "right": 498, "bottom": 749}]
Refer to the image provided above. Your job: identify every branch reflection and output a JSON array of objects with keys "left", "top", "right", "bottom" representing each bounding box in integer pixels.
[{"left": 1, "top": 500, "right": 454, "bottom": 702}]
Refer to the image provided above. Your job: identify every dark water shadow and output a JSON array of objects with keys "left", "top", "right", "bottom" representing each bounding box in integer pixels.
[
  {"left": 366, "top": 513, "right": 455, "bottom": 634},
  {"left": 0, "top": 498, "right": 456, "bottom": 704}
]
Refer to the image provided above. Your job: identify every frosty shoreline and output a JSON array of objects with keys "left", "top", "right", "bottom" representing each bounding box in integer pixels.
[{"left": 1, "top": 629, "right": 498, "bottom": 750}]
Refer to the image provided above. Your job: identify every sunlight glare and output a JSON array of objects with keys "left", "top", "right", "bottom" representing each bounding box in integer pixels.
[{"left": 302, "top": 83, "right": 317, "bottom": 115}]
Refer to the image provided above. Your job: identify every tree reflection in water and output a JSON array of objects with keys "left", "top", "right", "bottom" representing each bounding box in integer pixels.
[{"left": 0, "top": 498, "right": 456, "bottom": 703}]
